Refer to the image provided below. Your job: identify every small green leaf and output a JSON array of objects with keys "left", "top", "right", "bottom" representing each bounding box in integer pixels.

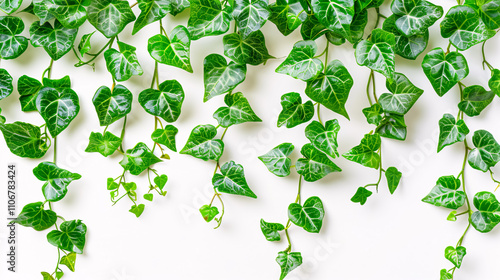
[
  {"left": 129, "top": 204, "right": 145, "bottom": 217},
  {"left": 36, "top": 87, "right": 80, "bottom": 137},
  {"left": 437, "top": 114, "right": 469, "bottom": 152},
  {"left": 223, "top": 30, "right": 273, "bottom": 66},
  {"left": 78, "top": 31, "right": 94, "bottom": 56},
  {"left": 310, "top": 0, "right": 355, "bottom": 38},
  {"left": 213, "top": 161, "right": 257, "bottom": 198},
  {"left": 47, "top": 219, "right": 87, "bottom": 253},
  {"left": 362, "top": 103, "right": 384, "bottom": 125},
  {"left": 29, "top": 20, "right": 78, "bottom": 61},
  {"left": 34, "top": 162, "right": 82, "bottom": 202},
  {"left": 378, "top": 72, "right": 423, "bottom": 115},
  {"left": 213, "top": 92, "right": 262, "bottom": 127},
  {"left": 200, "top": 205, "right": 219, "bottom": 222},
  {"left": 342, "top": 133, "right": 381, "bottom": 169},
  {"left": 87, "top": 0, "right": 136, "bottom": 38},
  {"left": 260, "top": 219, "right": 285, "bottom": 241},
  {"left": 296, "top": 143, "right": 342, "bottom": 182},
  {"left": 0, "top": 16, "right": 29, "bottom": 59},
  {"left": 233, "top": 0, "right": 270, "bottom": 38},
  {"left": 277, "top": 92, "right": 314, "bottom": 128},
  {"left": 305, "top": 119, "right": 340, "bottom": 158},
  {"left": 13, "top": 202, "right": 57, "bottom": 231},
  {"left": 119, "top": 142, "right": 162, "bottom": 175},
  {"left": 154, "top": 174, "right": 168, "bottom": 190},
  {"left": 276, "top": 40, "right": 324, "bottom": 81},
  {"left": 138, "top": 80, "right": 185, "bottom": 122},
  {"left": 187, "top": 0, "right": 231, "bottom": 40},
  {"left": 355, "top": 29, "right": 395, "bottom": 78},
  {"left": 468, "top": 130, "right": 500, "bottom": 172},
  {"left": 60, "top": 252, "right": 77, "bottom": 272},
  {"left": 440, "top": 269, "right": 453, "bottom": 280},
  {"left": 458, "top": 85, "right": 494, "bottom": 117},
  {"left": 351, "top": 187, "right": 372, "bottom": 205},
  {"left": 385, "top": 167, "right": 402, "bottom": 194},
  {"left": 203, "top": 53, "right": 246, "bottom": 102},
  {"left": 92, "top": 84, "right": 133, "bottom": 126},
  {"left": 422, "top": 175, "right": 465, "bottom": 209},
  {"left": 143, "top": 193, "right": 153, "bottom": 201},
  {"left": 107, "top": 178, "right": 119, "bottom": 190},
  {"left": 46, "top": 0, "right": 90, "bottom": 29},
  {"left": 391, "top": 0, "right": 443, "bottom": 36},
  {"left": 0, "top": 68, "right": 13, "bottom": 100},
  {"left": 269, "top": 0, "right": 306, "bottom": 36},
  {"left": 0, "top": 122, "right": 49, "bottom": 158},
  {"left": 132, "top": 0, "right": 175, "bottom": 35},
  {"left": 471, "top": 191, "right": 500, "bottom": 233},
  {"left": 85, "top": 131, "right": 122, "bottom": 157},
  {"left": 276, "top": 251, "right": 302, "bottom": 280},
  {"left": 104, "top": 41, "right": 144, "bottom": 82},
  {"left": 444, "top": 246, "right": 466, "bottom": 268},
  {"left": 180, "top": 124, "right": 224, "bottom": 161},
  {"left": 258, "top": 143, "right": 294, "bottom": 177},
  {"left": 151, "top": 125, "right": 178, "bottom": 152},
  {"left": 18, "top": 75, "right": 42, "bottom": 112},
  {"left": 376, "top": 113, "right": 407, "bottom": 141},
  {"left": 447, "top": 210, "right": 457, "bottom": 221},
  {"left": 148, "top": 25, "right": 193, "bottom": 72},
  {"left": 41, "top": 272, "right": 55, "bottom": 280},
  {"left": 288, "top": 196, "right": 324, "bottom": 233}
]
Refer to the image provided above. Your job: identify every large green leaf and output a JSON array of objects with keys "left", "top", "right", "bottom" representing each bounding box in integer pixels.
[
  {"left": 258, "top": 142, "right": 294, "bottom": 177},
  {"left": 276, "top": 40, "right": 324, "bottom": 81},
  {"left": 213, "top": 92, "right": 261, "bottom": 127},
  {"left": 477, "top": 0, "right": 500, "bottom": 29},
  {"left": 92, "top": 84, "right": 132, "bottom": 126},
  {"left": 422, "top": 175, "right": 465, "bottom": 209},
  {"left": 203, "top": 53, "right": 246, "bottom": 102},
  {"left": 378, "top": 72, "right": 423, "bottom": 115},
  {"left": 13, "top": 202, "right": 57, "bottom": 231},
  {"left": 32, "top": 0, "right": 56, "bottom": 24},
  {"left": 269, "top": 0, "right": 306, "bottom": 36},
  {"left": 296, "top": 143, "right": 341, "bottom": 182},
  {"left": 391, "top": 0, "right": 443, "bottom": 36},
  {"left": 458, "top": 85, "right": 494, "bottom": 117},
  {"left": 468, "top": 130, "right": 500, "bottom": 172},
  {"left": 305, "top": 119, "right": 340, "bottom": 158},
  {"left": 151, "top": 125, "right": 177, "bottom": 152},
  {"left": 180, "top": 124, "right": 224, "bottom": 161},
  {"left": 187, "top": 0, "right": 231, "bottom": 40},
  {"left": 0, "top": 122, "right": 49, "bottom": 158},
  {"left": 0, "top": 16, "right": 29, "bottom": 59},
  {"left": 29, "top": 20, "right": 77, "bottom": 61},
  {"left": 445, "top": 246, "right": 466, "bottom": 268},
  {"left": 277, "top": 92, "right": 314, "bottom": 128},
  {"left": 276, "top": 251, "right": 302, "bottom": 280},
  {"left": 382, "top": 14, "right": 428, "bottom": 60},
  {"left": 305, "top": 59, "right": 353, "bottom": 119},
  {"left": 437, "top": 114, "right": 469, "bottom": 152},
  {"left": 441, "top": 5, "right": 494, "bottom": 51},
  {"left": 0, "top": 68, "right": 13, "bottom": 100},
  {"left": 233, "top": 0, "right": 270, "bottom": 38},
  {"left": 104, "top": 41, "right": 143, "bottom": 82},
  {"left": 288, "top": 196, "right": 324, "bottom": 232},
  {"left": 421, "top": 48, "right": 469, "bottom": 97},
  {"left": 85, "top": 131, "right": 122, "bottom": 157},
  {"left": 375, "top": 114, "right": 407, "bottom": 140},
  {"left": 46, "top": 0, "right": 90, "bottom": 29},
  {"left": 342, "top": 133, "right": 381, "bottom": 169},
  {"left": 33, "top": 162, "right": 82, "bottom": 202},
  {"left": 132, "top": 0, "right": 182, "bottom": 34},
  {"left": 47, "top": 219, "right": 87, "bottom": 254},
  {"left": 0, "top": 0, "right": 22, "bottom": 13},
  {"left": 138, "top": 79, "right": 184, "bottom": 122},
  {"left": 213, "top": 160, "right": 257, "bottom": 198},
  {"left": 260, "top": 219, "right": 285, "bottom": 241},
  {"left": 471, "top": 191, "right": 500, "bottom": 233},
  {"left": 119, "top": 142, "right": 162, "bottom": 175},
  {"left": 148, "top": 25, "right": 193, "bottom": 72},
  {"left": 87, "top": 0, "right": 136, "bottom": 38},
  {"left": 223, "top": 30, "right": 273, "bottom": 65},
  {"left": 355, "top": 29, "right": 395, "bottom": 78},
  {"left": 36, "top": 87, "right": 79, "bottom": 137},
  {"left": 310, "top": 0, "right": 355, "bottom": 38}
]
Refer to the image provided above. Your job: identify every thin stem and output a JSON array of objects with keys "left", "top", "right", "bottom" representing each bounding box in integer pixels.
[
  {"left": 489, "top": 169, "right": 500, "bottom": 190},
  {"left": 76, "top": 37, "right": 115, "bottom": 67},
  {"left": 457, "top": 140, "right": 472, "bottom": 248},
  {"left": 364, "top": 147, "right": 384, "bottom": 191},
  {"left": 374, "top": 8, "right": 381, "bottom": 29},
  {"left": 482, "top": 40, "right": 494, "bottom": 71},
  {"left": 130, "top": 1, "right": 138, "bottom": 8},
  {"left": 213, "top": 189, "right": 225, "bottom": 229},
  {"left": 51, "top": 248, "right": 61, "bottom": 277},
  {"left": 53, "top": 137, "right": 57, "bottom": 164},
  {"left": 317, "top": 103, "right": 323, "bottom": 125},
  {"left": 42, "top": 58, "right": 54, "bottom": 79},
  {"left": 295, "top": 175, "right": 303, "bottom": 204},
  {"left": 284, "top": 228, "right": 292, "bottom": 252},
  {"left": 371, "top": 70, "right": 378, "bottom": 103},
  {"left": 220, "top": 127, "right": 229, "bottom": 141},
  {"left": 366, "top": 70, "right": 374, "bottom": 106},
  {"left": 119, "top": 116, "right": 127, "bottom": 153}
]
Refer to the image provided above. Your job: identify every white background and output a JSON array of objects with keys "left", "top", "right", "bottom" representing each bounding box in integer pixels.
[{"left": 1, "top": 1, "right": 500, "bottom": 279}]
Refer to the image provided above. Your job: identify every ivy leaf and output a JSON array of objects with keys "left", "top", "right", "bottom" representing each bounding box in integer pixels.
[
  {"left": 376, "top": 113, "right": 407, "bottom": 141},
  {"left": 213, "top": 161, "right": 257, "bottom": 198},
  {"left": 187, "top": 0, "right": 231, "bottom": 40},
  {"left": 223, "top": 30, "right": 273, "bottom": 66},
  {"left": 0, "top": 68, "right": 13, "bottom": 100},
  {"left": 32, "top": 0, "right": 56, "bottom": 24},
  {"left": 382, "top": 14, "right": 428, "bottom": 60},
  {"left": 199, "top": 205, "right": 219, "bottom": 222},
  {"left": 87, "top": 0, "right": 136, "bottom": 38},
  {"left": 269, "top": 0, "right": 306, "bottom": 36},
  {"left": 0, "top": 0, "right": 22, "bottom": 13},
  {"left": 166, "top": 0, "right": 189, "bottom": 15},
  {"left": 300, "top": 15, "right": 327, "bottom": 40},
  {"left": 310, "top": 0, "right": 355, "bottom": 38},
  {"left": 276, "top": 40, "right": 324, "bottom": 81},
  {"left": 85, "top": 131, "right": 122, "bottom": 157},
  {"left": 305, "top": 119, "right": 340, "bottom": 158},
  {"left": 362, "top": 103, "right": 384, "bottom": 125},
  {"left": 489, "top": 68, "right": 500, "bottom": 97},
  {"left": 422, "top": 175, "right": 465, "bottom": 209},
  {"left": 36, "top": 87, "right": 80, "bottom": 138},
  {"left": 104, "top": 41, "right": 143, "bottom": 82},
  {"left": 477, "top": 0, "right": 500, "bottom": 29},
  {"left": 18, "top": 75, "right": 42, "bottom": 112},
  {"left": 468, "top": 130, "right": 500, "bottom": 172},
  {"left": 203, "top": 53, "right": 246, "bottom": 102},
  {"left": 78, "top": 31, "right": 94, "bottom": 56},
  {"left": 458, "top": 85, "right": 494, "bottom": 117},
  {"left": 351, "top": 187, "right": 372, "bottom": 205},
  {"left": 0, "top": 122, "right": 49, "bottom": 158},
  {"left": 148, "top": 25, "right": 193, "bottom": 72},
  {"left": 440, "top": 269, "right": 453, "bottom": 280},
  {"left": 437, "top": 114, "right": 469, "bottom": 152},
  {"left": 154, "top": 174, "right": 168, "bottom": 190},
  {"left": 441, "top": 5, "right": 494, "bottom": 51},
  {"left": 60, "top": 252, "right": 77, "bottom": 272},
  {"left": 355, "top": 29, "right": 395, "bottom": 78},
  {"left": 129, "top": 204, "right": 145, "bottom": 217},
  {"left": 29, "top": 20, "right": 78, "bottom": 61},
  {"left": 139, "top": 80, "right": 185, "bottom": 122},
  {"left": 92, "top": 85, "right": 132, "bottom": 126},
  {"left": 444, "top": 246, "right": 466, "bottom": 268},
  {"left": 34, "top": 162, "right": 82, "bottom": 202},
  {"left": 46, "top": 0, "right": 90, "bottom": 29},
  {"left": 43, "top": 76, "right": 71, "bottom": 89},
  {"left": 233, "top": 0, "right": 270, "bottom": 38},
  {"left": 213, "top": 92, "right": 261, "bottom": 127},
  {"left": 151, "top": 125, "right": 178, "bottom": 152},
  {"left": 342, "top": 133, "right": 381, "bottom": 169},
  {"left": 385, "top": 166, "right": 402, "bottom": 194},
  {"left": 276, "top": 251, "right": 302, "bottom": 280},
  {"left": 119, "top": 142, "right": 162, "bottom": 175},
  {"left": 379, "top": 72, "right": 423, "bottom": 115},
  {"left": 13, "top": 202, "right": 57, "bottom": 231},
  {"left": 305, "top": 60, "right": 353, "bottom": 119},
  {"left": 258, "top": 142, "right": 294, "bottom": 177},
  {"left": 0, "top": 16, "right": 29, "bottom": 59},
  {"left": 277, "top": 92, "right": 314, "bottom": 128},
  {"left": 288, "top": 196, "right": 324, "bottom": 233},
  {"left": 391, "top": 0, "right": 443, "bottom": 37},
  {"left": 296, "top": 143, "right": 342, "bottom": 182},
  {"left": 471, "top": 191, "right": 500, "bottom": 233},
  {"left": 421, "top": 48, "right": 468, "bottom": 97},
  {"left": 180, "top": 124, "right": 224, "bottom": 161},
  {"left": 260, "top": 219, "right": 285, "bottom": 241},
  {"left": 132, "top": 0, "right": 174, "bottom": 35},
  {"left": 47, "top": 219, "right": 87, "bottom": 254}
]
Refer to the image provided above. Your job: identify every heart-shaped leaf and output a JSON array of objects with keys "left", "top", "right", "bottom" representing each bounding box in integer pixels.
[
  {"left": 296, "top": 143, "right": 341, "bottom": 182},
  {"left": 310, "top": 0, "right": 355, "bottom": 38},
  {"left": 30, "top": 20, "right": 78, "bottom": 61},
  {"left": 382, "top": 14, "right": 428, "bottom": 60},
  {"left": 223, "top": 30, "right": 273, "bottom": 65},
  {"left": 92, "top": 84, "right": 132, "bottom": 126},
  {"left": 60, "top": 252, "right": 76, "bottom": 272},
  {"left": 438, "top": 114, "right": 469, "bottom": 152},
  {"left": 379, "top": 72, "right": 423, "bottom": 115},
  {"left": 276, "top": 40, "right": 324, "bottom": 81},
  {"left": 203, "top": 53, "right": 246, "bottom": 102},
  {"left": 391, "top": 0, "right": 443, "bottom": 36},
  {"left": 200, "top": 205, "right": 219, "bottom": 222},
  {"left": 362, "top": 103, "right": 384, "bottom": 125},
  {"left": 36, "top": 87, "right": 80, "bottom": 137},
  {"left": 104, "top": 41, "right": 144, "bottom": 82},
  {"left": 468, "top": 130, "right": 500, "bottom": 172},
  {"left": 376, "top": 113, "right": 407, "bottom": 140},
  {"left": 34, "top": 162, "right": 82, "bottom": 202},
  {"left": 258, "top": 142, "right": 294, "bottom": 177},
  {"left": 269, "top": 0, "right": 306, "bottom": 36},
  {"left": 233, "top": 0, "right": 270, "bottom": 38},
  {"left": 187, "top": 0, "right": 231, "bottom": 40},
  {"left": 305, "top": 119, "right": 340, "bottom": 158},
  {"left": 386, "top": 166, "right": 402, "bottom": 194},
  {"left": 213, "top": 92, "right": 261, "bottom": 127},
  {"left": 180, "top": 124, "right": 224, "bottom": 161},
  {"left": 46, "top": 0, "right": 90, "bottom": 29},
  {"left": 445, "top": 246, "right": 466, "bottom": 268},
  {"left": 260, "top": 219, "right": 285, "bottom": 241},
  {"left": 288, "top": 196, "right": 325, "bottom": 232},
  {"left": 132, "top": 0, "right": 179, "bottom": 35},
  {"left": 458, "top": 85, "right": 494, "bottom": 117},
  {"left": 276, "top": 251, "right": 302, "bottom": 280},
  {"left": 18, "top": 76, "right": 42, "bottom": 112},
  {"left": 213, "top": 160, "right": 257, "bottom": 198},
  {"left": 355, "top": 29, "right": 395, "bottom": 78},
  {"left": 119, "top": 142, "right": 162, "bottom": 175},
  {"left": 151, "top": 125, "right": 178, "bottom": 152},
  {"left": 277, "top": 92, "right": 314, "bottom": 128},
  {"left": 477, "top": 0, "right": 500, "bottom": 29},
  {"left": 471, "top": 191, "right": 500, "bottom": 233},
  {"left": 0, "top": 122, "right": 49, "bottom": 158},
  {"left": 351, "top": 187, "right": 372, "bottom": 205},
  {"left": 129, "top": 204, "right": 145, "bottom": 217},
  {"left": 422, "top": 48, "right": 469, "bottom": 97},
  {"left": 343, "top": 133, "right": 381, "bottom": 169},
  {"left": 0, "top": 16, "right": 29, "bottom": 59},
  {"left": 87, "top": 0, "right": 136, "bottom": 38},
  {"left": 138, "top": 79, "right": 185, "bottom": 122},
  {"left": 85, "top": 131, "right": 122, "bottom": 157},
  {"left": 148, "top": 25, "right": 192, "bottom": 72},
  {"left": 422, "top": 175, "right": 465, "bottom": 209},
  {"left": 47, "top": 219, "right": 87, "bottom": 253},
  {"left": 13, "top": 202, "right": 57, "bottom": 231}
]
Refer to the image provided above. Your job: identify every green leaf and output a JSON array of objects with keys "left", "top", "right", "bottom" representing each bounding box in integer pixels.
[
  {"left": 36, "top": 87, "right": 80, "bottom": 137},
  {"left": 376, "top": 114, "right": 407, "bottom": 141},
  {"left": 78, "top": 31, "right": 94, "bottom": 56},
  {"left": 458, "top": 85, "right": 494, "bottom": 117},
  {"left": 60, "top": 252, "right": 77, "bottom": 272},
  {"left": 187, "top": 0, "right": 231, "bottom": 40},
  {"left": 119, "top": 142, "right": 162, "bottom": 175},
  {"left": 362, "top": 103, "right": 384, "bottom": 125},
  {"left": 0, "top": 16, "right": 29, "bottom": 59},
  {"left": 47, "top": 220, "right": 87, "bottom": 253},
  {"left": 13, "top": 202, "right": 57, "bottom": 231},
  {"left": 0, "top": 122, "right": 49, "bottom": 158},
  {"left": 351, "top": 187, "right": 372, "bottom": 205},
  {"left": 277, "top": 92, "right": 314, "bottom": 128},
  {"left": 46, "top": 0, "right": 90, "bottom": 29},
  {"left": 489, "top": 69, "right": 500, "bottom": 97},
  {"left": 200, "top": 205, "right": 219, "bottom": 222},
  {"left": 310, "top": 0, "right": 355, "bottom": 38},
  {"left": 382, "top": 14, "right": 428, "bottom": 60},
  {"left": 296, "top": 143, "right": 342, "bottom": 182},
  {"left": 0, "top": 0, "right": 22, "bottom": 13},
  {"left": 445, "top": 246, "right": 466, "bottom": 268},
  {"left": 0, "top": 109, "right": 5, "bottom": 124},
  {"left": 104, "top": 41, "right": 144, "bottom": 82},
  {"left": 305, "top": 119, "right": 340, "bottom": 158},
  {"left": 260, "top": 219, "right": 285, "bottom": 241},
  {"left": 379, "top": 72, "right": 423, "bottom": 115},
  {"left": 213, "top": 160, "right": 257, "bottom": 198},
  {"left": 422, "top": 175, "right": 465, "bottom": 209},
  {"left": 203, "top": 53, "right": 246, "bottom": 102},
  {"left": 437, "top": 114, "right": 469, "bottom": 152},
  {"left": 421, "top": 48, "right": 468, "bottom": 97},
  {"left": 471, "top": 191, "right": 500, "bottom": 233},
  {"left": 468, "top": 130, "right": 500, "bottom": 172},
  {"left": 132, "top": 0, "right": 175, "bottom": 35},
  {"left": 43, "top": 76, "right": 71, "bottom": 89},
  {"left": 477, "top": 0, "right": 500, "bottom": 29},
  {"left": 29, "top": 20, "right": 77, "bottom": 61},
  {"left": 288, "top": 196, "right": 324, "bottom": 232},
  {"left": 276, "top": 40, "right": 324, "bottom": 81},
  {"left": 180, "top": 124, "right": 224, "bottom": 161},
  {"left": 342, "top": 133, "right": 381, "bottom": 169},
  {"left": 165, "top": 0, "right": 189, "bottom": 15},
  {"left": 138, "top": 80, "right": 184, "bottom": 122},
  {"left": 92, "top": 85, "right": 132, "bottom": 126},
  {"left": 441, "top": 5, "right": 494, "bottom": 51},
  {"left": 223, "top": 30, "right": 273, "bottom": 66},
  {"left": 385, "top": 166, "right": 402, "bottom": 194},
  {"left": 233, "top": 0, "right": 270, "bottom": 38},
  {"left": 34, "top": 162, "right": 82, "bottom": 202},
  {"left": 258, "top": 142, "right": 294, "bottom": 177},
  {"left": 129, "top": 204, "right": 145, "bottom": 217},
  {"left": 305, "top": 59, "right": 353, "bottom": 119},
  {"left": 269, "top": 0, "right": 306, "bottom": 36},
  {"left": 276, "top": 251, "right": 302, "bottom": 280},
  {"left": 440, "top": 269, "right": 453, "bottom": 280},
  {"left": 151, "top": 125, "right": 178, "bottom": 152},
  {"left": 355, "top": 29, "right": 395, "bottom": 78},
  {"left": 41, "top": 272, "right": 55, "bottom": 280},
  {"left": 85, "top": 131, "right": 122, "bottom": 157},
  {"left": 32, "top": 0, "right": 56, "bottom": 24},
  {"left": 391, "top": 0, "right": 443, "bottom": 36},
  {"left": 18, "top": 75, "right": 43, "bottom": 112},
  {"left": 300, "top": 15, "right": 327, "bottom": 40},
  {"left": 143, "top": 193, "right": 153, "bottom": 201},
  {"left": 0, "top": 68, "right": 13, "bottom": 100},
  {"left": 87, "top": 0, "right": 136, "bottom": 38},
  {"left": 213, "top": 92, "right": 261, "bottom": 127},
  {"left": 154, "top": 174, "right": 168, "bottom": 190},
  {"left": 148, "top": 25, "right": 192, "bottom": 72}
]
